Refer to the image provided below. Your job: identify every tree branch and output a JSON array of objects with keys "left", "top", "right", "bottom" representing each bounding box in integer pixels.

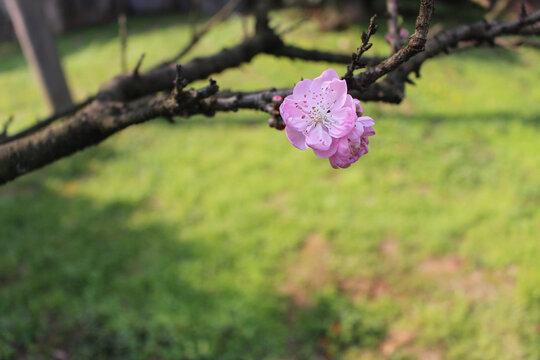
[
  {"left": 157, "top": 0, "right": 243, "bottom": 67},
  {"left": 0, "top": 96, "right": 95, "bottom": 145},
  {"left": 1, "top": 2, "right": 539, "bottom": 185},
  {"left": 270, "top": 44, "right": 383, "bottom": 65},
  {"left": 389, "top": 8, "right": 540, "bottom": 87},
  {"left": 353, "top": 0, "right": 435, "bottom": 90}
]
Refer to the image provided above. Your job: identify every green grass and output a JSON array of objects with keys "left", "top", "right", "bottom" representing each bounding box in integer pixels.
[{"left": 0, "top": 9, "right": 539, "bottom": 360}]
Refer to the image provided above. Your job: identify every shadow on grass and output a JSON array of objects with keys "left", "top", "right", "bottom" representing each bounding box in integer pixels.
[
  {"left": 0, "top": 186, "right": 217, "bottom": 358},
  {"left": 0, "top": 143, "right": 392, "bottom": 358}
]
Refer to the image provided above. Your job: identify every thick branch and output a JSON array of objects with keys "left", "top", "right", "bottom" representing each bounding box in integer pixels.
[
  {"left": 97, "top": 31, "right": 282, "bottom": 102},
  {"left": 270, "top": 45, "right": 383, "bottom": 66},
  {"left": 0, "top": 98, "right": 160, "bottom": 184},
  {"left": 0, "top": 96, "right": 94, "bottom": 145}
]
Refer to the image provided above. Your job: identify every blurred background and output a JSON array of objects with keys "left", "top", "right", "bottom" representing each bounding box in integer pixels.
[{"left": 0, "top": 0, "right": 539, "bottom": 359}]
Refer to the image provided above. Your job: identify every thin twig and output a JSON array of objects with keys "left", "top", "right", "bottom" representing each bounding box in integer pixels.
[
  {"left": 132, "top": 53, "right": 146, "bottom": 77},
  {"left": 386, "top": 0, "right": 401, "bottom": 53},
  {"left": 277, "top": 18, "right": 307, "bottom": 36},
  {"left": 0, "top": 116, "right": 14, "bottom": 139},
  {"left": 118, "top": 13, "right": 128, "bottom": 73},
  {"left": 343, "top": 14, "right": 378, "bottom": 80},
  {"left": 159, "top": 0, "right": 242, "bottom": 67}
]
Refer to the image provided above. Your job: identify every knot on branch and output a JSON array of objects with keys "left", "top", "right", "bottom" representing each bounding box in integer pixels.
[
  {"left": 408, "top": 34, "right": 428, "bottom": 51},
  {"left": 162, "top": 66, "right": 220, "bottom": 118},
  {"left": 173, "top": 65, "right": 189, "bottom": 101},
  {"left": 196, "top": 78, "right": 219, "bottom": 100}
]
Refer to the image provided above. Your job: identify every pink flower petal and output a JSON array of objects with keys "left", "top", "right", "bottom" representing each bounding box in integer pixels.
[
  {"left": 312, "top": 139, "right": 338, "bottom": 158},
  {"left": 280, "top": 98, "right": 308, "bottom": 132},
  {"left": 357, "top": 116, "right": 375, "bottom": 127},
  {"left": 318, "top": 68, "right": 340, "bottom": 82},
  {"left": 329, "top": 156, "right": 353, "bottom": 169},
  {"left": 328, "top": 107, "right": 355, "bottom": 138},
  {"left": 363, "top": 125, "right": 376, "bottom": 136},
  {"left": 325, "top": 79, "right": 348, "bottom": 110},
  {"left": 305, "top": 124, "right": 332, "bottom": 151},
  {"left": 309, "top": 68, "right": 339, "bottom": 92},
  {"left": 292, "top": 79, "right": 312, "bottom": 99},
  {"left": 285, "top": 125, "right": 307, "bottom": 150},
  {"left": 329, "top": 140, "right": 356, "bottom": 168}
]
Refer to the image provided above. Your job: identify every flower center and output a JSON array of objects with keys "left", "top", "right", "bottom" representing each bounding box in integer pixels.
[{"left": 295, "top": 86, "right": 338, "bottom": 132}]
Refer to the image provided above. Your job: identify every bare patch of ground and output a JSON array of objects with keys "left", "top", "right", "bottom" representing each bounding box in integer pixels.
[
  {"left": 281, "top": 233, "right": 332, "bottom": 306},
  {"left": 338, "top": 277, "right": 391, "bottom": 302},
  {"left": 418, "top": 254, "right": 517, "bottom": 301},
  {"left": 378, "top": 328, "right": 446, "bottom": 360},
  {"left": 379, "top": 238, "right": 400, "bottom": 259},
  {"left": 379, "top": 330, "right": 417, "bottom": 356},
  {"left": 419, "top": 255, "right": 464, "bottom": 276},
  {"left": 281, "top": 233, "right": 395, "bottom": 306},
  {"left": 416, "top": 348, "right": 444, "bottom": 360},
  {"left": 265, "top": 191, "right": 291, "bottom": 211}
]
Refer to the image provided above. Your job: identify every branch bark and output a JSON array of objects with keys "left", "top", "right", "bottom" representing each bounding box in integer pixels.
[{"left": 353, "top": 0, "right": 435, "bottom": 90}]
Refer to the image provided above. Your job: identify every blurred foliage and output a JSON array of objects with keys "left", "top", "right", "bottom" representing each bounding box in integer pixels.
[{"left": 0, "top": 8, "right": 539, "bottom": 360}]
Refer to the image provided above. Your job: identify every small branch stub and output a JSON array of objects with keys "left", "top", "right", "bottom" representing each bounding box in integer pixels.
[{"left": 0, "top": 116, "right": 15, "bottom": 139}]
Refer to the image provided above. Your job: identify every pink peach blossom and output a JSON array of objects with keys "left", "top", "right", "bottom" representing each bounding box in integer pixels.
[
  {"left": 280, "top": 68, "right": 375, "bottom": 168},
  {"left": 279, "top": 68, "right": 357, "bottom": 158}
]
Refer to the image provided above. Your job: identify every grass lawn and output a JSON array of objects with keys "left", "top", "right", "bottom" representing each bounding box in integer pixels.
[{"left": 0, "top": 9, "right": 539, "bottom": 360}]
